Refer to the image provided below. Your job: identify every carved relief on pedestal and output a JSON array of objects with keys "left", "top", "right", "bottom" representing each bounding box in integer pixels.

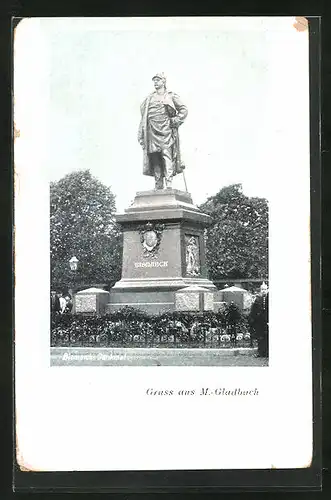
[
  {"left": 185, "top": 234, "right": 201, "bottom": 276},
  {"left": 138, "top": 222, "right": 165, "bottom": 258}
]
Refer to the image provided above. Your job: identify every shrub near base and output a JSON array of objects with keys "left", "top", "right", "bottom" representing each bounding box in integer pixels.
[{"left": 51, "top": 305, "right": 261, "bottom": 350}]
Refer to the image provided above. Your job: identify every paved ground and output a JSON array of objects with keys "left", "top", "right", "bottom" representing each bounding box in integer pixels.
[{"left": 51, "top": 347, "right": 268, "bottom": 367}]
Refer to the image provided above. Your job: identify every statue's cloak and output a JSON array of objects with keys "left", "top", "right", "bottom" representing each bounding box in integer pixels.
[{"left": 138, "top": 91, "right": 188, "bottom": 177}]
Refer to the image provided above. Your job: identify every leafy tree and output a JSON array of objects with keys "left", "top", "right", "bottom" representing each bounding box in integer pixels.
[
  {"left": 199, "top": 184, "right": 268, "bottom": 281},
  {"left": 50, "top": 170, "right": 122, "bottom": 291}
]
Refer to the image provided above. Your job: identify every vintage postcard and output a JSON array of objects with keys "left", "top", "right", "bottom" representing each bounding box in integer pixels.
[{"left": 14, "top": 16, "right": 316, "bottom": 477}]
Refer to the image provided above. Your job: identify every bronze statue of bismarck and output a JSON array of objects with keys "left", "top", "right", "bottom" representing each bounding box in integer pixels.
[{"left": 138, "top": 73, "right": 188, "bottom": 190}]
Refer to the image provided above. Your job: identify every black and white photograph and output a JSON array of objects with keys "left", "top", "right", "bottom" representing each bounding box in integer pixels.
[
  {"left": 41, "top": 18, "right": 272, "bottom": 367},
  {"left": 14, "top": 17, "right": 314, "bottom": 473}
]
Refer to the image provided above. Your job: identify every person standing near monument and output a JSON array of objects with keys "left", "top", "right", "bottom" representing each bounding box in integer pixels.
[
  {"left": 138, "top": 73, "right": 188, "bottom": 190},
  {"left": 58, "top": 293, "right": 67, "bottom": 314},
  {"left": 50, "top": 290, "right": 60, "bottom": 314},
  {"left": 248, "top": 282, "right": 269, "bottom": 357}
]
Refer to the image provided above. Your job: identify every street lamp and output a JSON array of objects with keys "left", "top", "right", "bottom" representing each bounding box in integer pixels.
[
  {"left": 69, "top": 255, "right": 79, "bottom": 272},
  {"left": 69, "top": 256, "right": 79, "bottom": 313}
]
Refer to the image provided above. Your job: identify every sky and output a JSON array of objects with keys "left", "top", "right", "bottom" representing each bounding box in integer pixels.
[
  {"left": 23, "top": 17, "right": 284, "bottom": 212},
  {"left": 14, "top": 17, "right": 308, "bottom": 214}
]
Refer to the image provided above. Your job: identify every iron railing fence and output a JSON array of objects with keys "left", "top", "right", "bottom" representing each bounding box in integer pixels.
[{"left": 51, "top": 314, "right": 257, "bottom": 349}]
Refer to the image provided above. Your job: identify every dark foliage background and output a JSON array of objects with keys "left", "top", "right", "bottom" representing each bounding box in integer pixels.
[
  {"left": 50, "top": 170, "right": 122, "bottom": 291},
  {"left": 199, "top": 184, "right": 268, "bottom": 281},
  {"left": 50, "top": 174, "right": 268, "bottom": 291}
]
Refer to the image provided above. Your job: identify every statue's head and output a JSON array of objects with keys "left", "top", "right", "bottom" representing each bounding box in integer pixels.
[{"left": 152, "top": 72, "right": 167, "bottom": 90}]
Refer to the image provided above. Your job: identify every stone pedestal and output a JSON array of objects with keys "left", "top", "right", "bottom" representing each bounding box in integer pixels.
[
  {"left": 217, "top": 285, "right": 253, "bottom": 312},
  {"left": 213, "top": 291, "right": 227, "bottom": 313},
  {"left": 175, "top": 285, "right": 215, "bottom": 312},
  {"left": 108, "top": 189, "right": 216, "bottom": 314},
  {"left": 75, "top": 287, "right": 110, "bottom": 315}
]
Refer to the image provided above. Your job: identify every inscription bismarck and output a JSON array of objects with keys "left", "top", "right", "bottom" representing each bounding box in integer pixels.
[{"left": 134, "top": 261, "right": 168, "bottom": 268}]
